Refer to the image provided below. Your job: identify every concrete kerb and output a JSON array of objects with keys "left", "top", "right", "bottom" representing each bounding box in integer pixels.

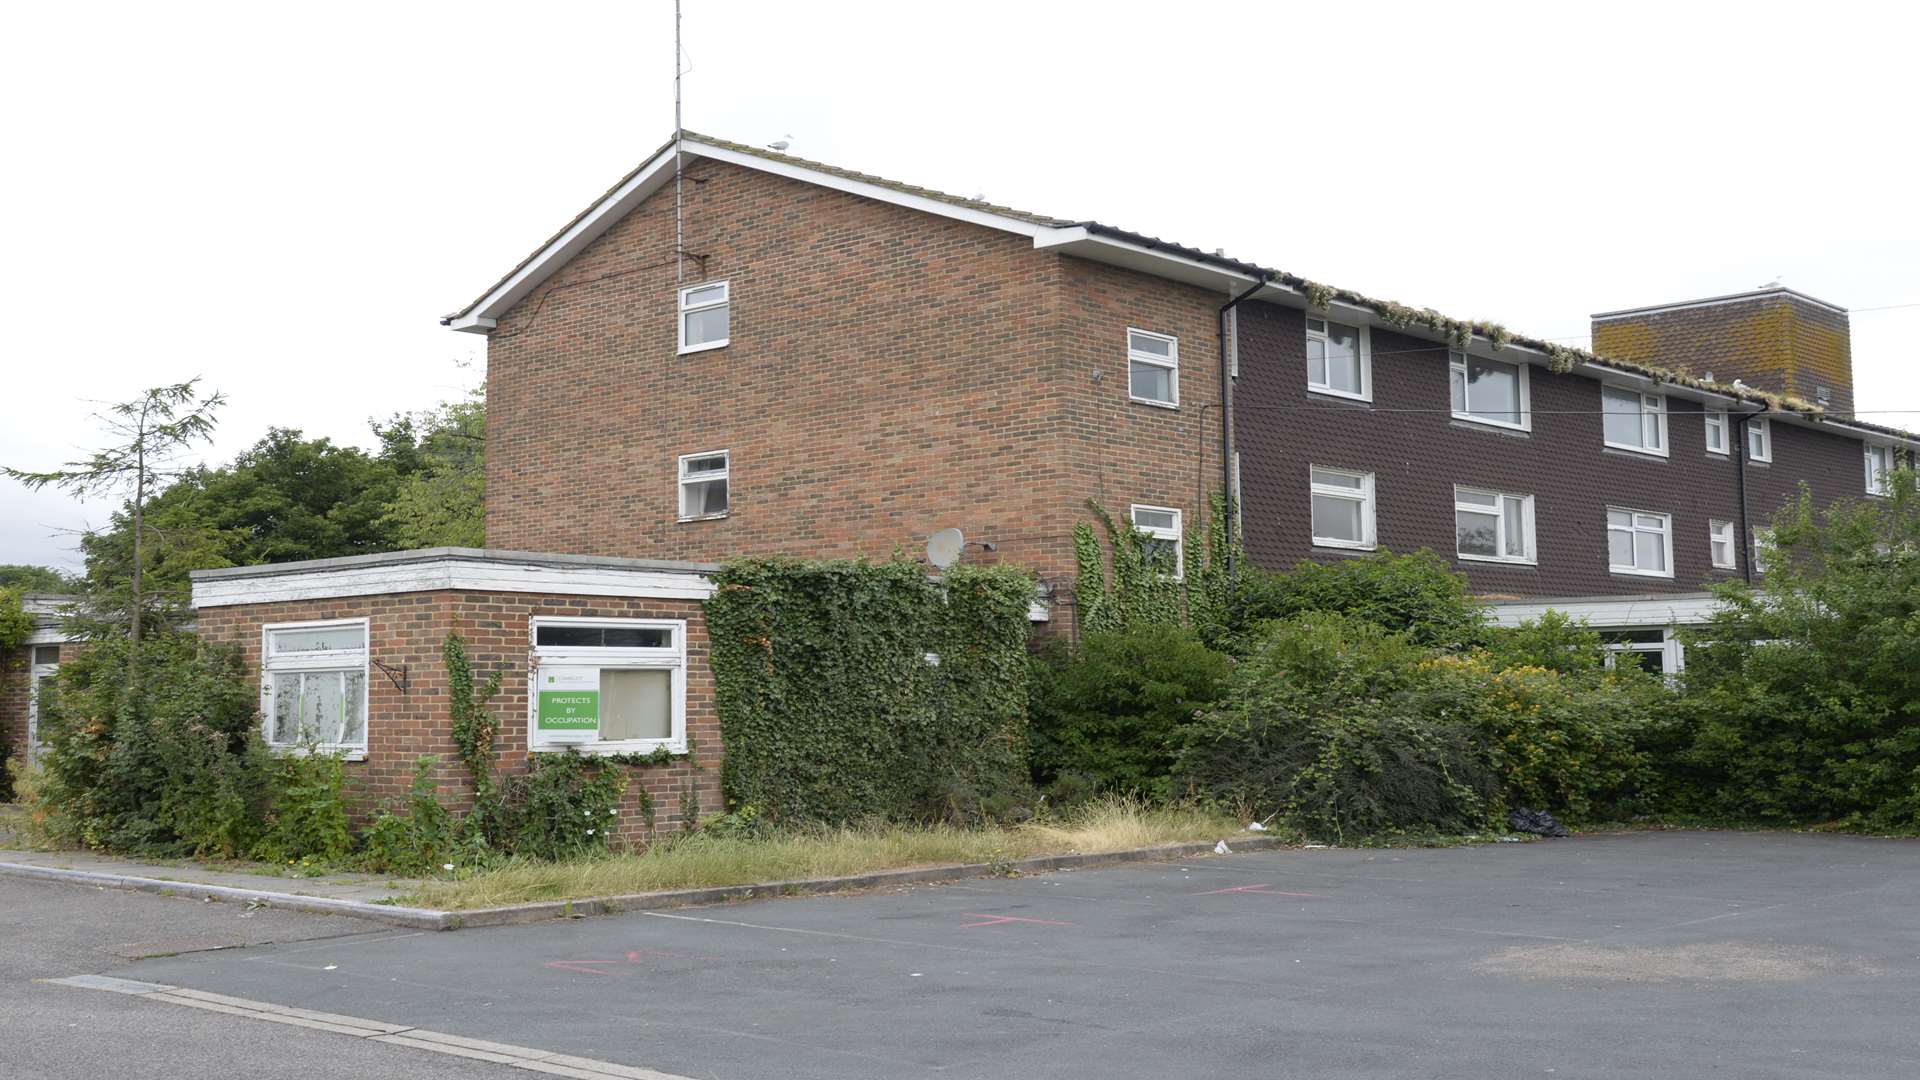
[
  {"left": 1, "top": 834, "right": 1289, "bottom": 932},
  {"left": 0, "top": 861, "right": 448, "bottom": 930}
]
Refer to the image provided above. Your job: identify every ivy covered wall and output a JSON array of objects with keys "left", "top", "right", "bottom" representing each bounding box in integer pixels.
[{"left": 706, "top": 558, "right": 1035, "bottom": 824}]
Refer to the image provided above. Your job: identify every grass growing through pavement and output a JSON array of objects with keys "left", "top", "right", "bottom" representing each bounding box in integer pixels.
[{"left": 404, "top": 798, "right": 1252, "bottom": 910}]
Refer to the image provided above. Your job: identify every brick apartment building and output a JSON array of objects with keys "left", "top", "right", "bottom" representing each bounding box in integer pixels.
[{"left": 10, "top": 133, "right": 1914, "bottom": 824}]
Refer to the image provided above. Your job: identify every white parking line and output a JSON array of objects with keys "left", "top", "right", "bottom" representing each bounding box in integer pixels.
[{"left": 43, "top": 975, "right": 693, "bottom": 1080}]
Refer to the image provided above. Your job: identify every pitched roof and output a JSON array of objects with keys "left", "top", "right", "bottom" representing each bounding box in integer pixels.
[{"left": 444, "top": 134, "right": 1916, "bottom": 445}]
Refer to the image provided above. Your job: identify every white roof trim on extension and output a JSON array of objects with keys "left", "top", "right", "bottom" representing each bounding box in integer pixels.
[
  {"left": 1484, "top": 592, "right": 1728, "bottom": 629},
  {"left": 190, "top": 547, "right": 721, "bottom": 608}
]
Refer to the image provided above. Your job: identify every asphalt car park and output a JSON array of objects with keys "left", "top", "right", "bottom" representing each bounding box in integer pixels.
[{"left": 47, "top": 830, "right": 1917, "bottom": 1080}]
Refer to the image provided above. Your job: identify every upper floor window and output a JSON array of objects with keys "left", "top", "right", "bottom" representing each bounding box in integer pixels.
[
  {"left": 1449, "top": 353, "right": 1529, "bottom": 431},
  {"left": 261, "top": 619, "right": 369, "bottom": 754},
  {"left": 1129, "top": 504, "right": 1184, "bottom": 579},
  {"left": 1607, "top": 507, "right": 1673, "bottom": 578},
  {"left": 1746, "top": 418, "right": 1772, "bottom": 463},
  {"left": 1127, "top": 329, "right": 1179, "bottom": 407},
  {"left": 678, "top": 451, "right": 730, "bottom": 520},
  {"left": 1865, "top": 443, "right": 1893, "bottom": 496},
  {"left": 1310, "top": 466, "right": 1376, "bottom": 550},
  {"left": 1704, "top": 410, "right": 1729, "bottom": 455},
  {"left": 1454, "top": 487, "right": 1535, "bottom": 564},
  {"left": 1602, "top": 386, "right": 1667, "bottom": 456},
  {"left": 1709, "top": 519, "right": 1737, "bottom": 570},
  {"left": 530, "top": 617, "right": 687, "bottom": 753},
  {"left": 1306, "top": 317, "right": 1370, "bottom": 401},
  {"left": 678, "top": 281, "right": 730, "bottom": 353}
]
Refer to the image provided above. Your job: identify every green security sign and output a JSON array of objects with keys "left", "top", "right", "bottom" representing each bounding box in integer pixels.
[{"left": 537, "top": 667, "right": 600, "bottom": 733}]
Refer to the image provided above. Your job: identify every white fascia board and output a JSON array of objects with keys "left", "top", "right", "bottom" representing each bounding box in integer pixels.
[
  {"left": 192, "top": 554, "right": 715, "bottom": 608},
  {"left": 452, "top": 146, "right": 684, "bottom": 328},
  {"left": 1484, "top": 593, "right": 1728, "bottom": 629},
  {"left": 27, "top": 628, "right": 74, "bottom": 645},
  {"left": 1034, "top": 227, "right": 1275, "bottom": 296}
]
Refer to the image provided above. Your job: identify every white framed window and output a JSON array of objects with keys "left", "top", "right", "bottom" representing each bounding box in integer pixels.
[
  {"left": 1454, "top": 487, "right": 1535, "bottom": 564},
  {"left": 1127, "top": 328, "right": 1179, "bottom": 407},
  {"left": 1709, "top": 519, "right": 1737, "bottom": 570},
  {"left": 678, "top": 280, "right": 730, "bottom": 354},
  {"left": 1601, "top": 385, "right": 1668, "bottom": 456},
  {"left": 1310, "top": 466, "right": 1376, "bottom": 550},
  {"left": 1606, "top": 507, "right": 1673, "bottom": 578},
  {"left": 261, "top": 619, "right": 369, "bottom": 755},
  {"left": 1704, "top": 410, "right": 1729, "bottom": 455},
  {"left": 1129, "top": 504, "right": 1184, "bottom": 579},
  {"left": 1865, "top": 443, "right": 1894, "bottom": 496},
  {"left": 530, "top": 617, "right": 687, "bottom": 753},
  {"left": 1448, "top": 353, "right": 1530, "bottom": 431},
  {"left": 1305, "top": 317, "right": 1370, "bottom": 401},
  {"left": 1754, "top": 526, "right": 1779, "bottom": 576},
  {"left": 1746, "top": 418, "right": 1772, "bottom": 463},
  {"left": 26, "top": 645, "right": 59, "bottom": 756},
  {"left": 678, "top": 451, "right": 730, "bottom": 520}
]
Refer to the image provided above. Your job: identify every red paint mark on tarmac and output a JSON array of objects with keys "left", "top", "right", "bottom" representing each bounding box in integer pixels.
[
  {"left": 545, "top": 960, "right": 626, "bottom": 976},
  {"left": 1191, "top": 883, "right": 1321, "bottom": 898},
  {"left": 959, "top": 913, "right": 1072, "bottom": 929}
]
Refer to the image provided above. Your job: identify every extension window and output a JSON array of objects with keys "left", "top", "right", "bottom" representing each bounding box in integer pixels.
[
  {"left": 530, "top": 617, "right": 687, "bottom": 754},
  {"left": 261, "top": 619, "right": 369, "bottom": 756}
]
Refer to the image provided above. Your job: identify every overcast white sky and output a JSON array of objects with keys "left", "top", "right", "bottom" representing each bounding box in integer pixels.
[{"left": 5, "top": 1, "right": 1917, "bottom": 572}]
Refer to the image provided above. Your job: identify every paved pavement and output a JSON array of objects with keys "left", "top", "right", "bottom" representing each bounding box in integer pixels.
[
  {"left": 0, "top": 876, "right": 515, "bottom": 1080},
  {"left": 22, "top": 830, "right": 1913, "bottom": 1079}
]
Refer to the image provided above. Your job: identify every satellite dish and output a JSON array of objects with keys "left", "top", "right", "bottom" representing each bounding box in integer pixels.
[{"left": 926, "top": 527, "right": 965, "bottom": 569}]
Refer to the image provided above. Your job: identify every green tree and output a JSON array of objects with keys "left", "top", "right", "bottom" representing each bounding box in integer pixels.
[
  {"left": 374, "top": 388, "right": 486, "bottom": 548},
  {"left": 5, "top": 381, "right": 225, "bottom": 685},
  {"left": 0, "top": 565, "right": 73, "bottom": 593},
  {"left": 0, "top": 589, "right": 31, "bottom": 652},
  {"left": 1675, "top": 470, "right": 1920, "bottom": 827}
]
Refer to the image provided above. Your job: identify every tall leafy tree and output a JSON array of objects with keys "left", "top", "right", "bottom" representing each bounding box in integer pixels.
[
  {"left": 5, "top": 381, "right": 224, "bottom": 686},
  {"left": 373, "top": 387, "right": 486, "bottom": 548}
]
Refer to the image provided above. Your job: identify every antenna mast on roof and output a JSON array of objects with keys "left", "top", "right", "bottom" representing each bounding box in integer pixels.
[{"left": 674, "top": 0, "right": 685, "bottom": 283}]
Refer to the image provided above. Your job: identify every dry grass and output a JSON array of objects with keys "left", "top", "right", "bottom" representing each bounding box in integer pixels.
[{"left": 405, "top": 798, "right": 1249, "bottom": 911}]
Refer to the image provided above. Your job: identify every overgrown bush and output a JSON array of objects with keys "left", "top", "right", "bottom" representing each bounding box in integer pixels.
[
  {"left": 1028, "top": 625, "right": 1232, "bottom": 801},
  {"left": 361, "top": 758, "right": 466, "bottom": 875},
  {"left": 501, "top": 748, "right": 629, "bottom": 860},
  {"left": 707, "top": 558, "right": 1034, "bottom": 826},
  {"left": 1179, "top": 613, "right": 1499, "bottom": 840},
  {"left": 254, "top": 747, "right": 355, "bottom": 864},
  {"left": 1415, "top": 651, "right": 1663, "bottom": 821},
  {"left": 35, "top": 629, "right": 271, "bottom": 856},
  {"left": 1671, "top": 475, "right": 1920, "bottom": 828},
  {"left": 1233, "top": 549, "right": 1487, "bottom": 651}
]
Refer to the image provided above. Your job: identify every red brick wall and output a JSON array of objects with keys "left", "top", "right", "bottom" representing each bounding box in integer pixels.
[
  {"left": 483, "top": 159, "right": 1224, "bottom": 620},
  {"left": 194, "top": 591, "right": 718, "bottom": 843}
]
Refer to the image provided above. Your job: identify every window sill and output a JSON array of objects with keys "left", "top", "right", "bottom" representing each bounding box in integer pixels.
[
  {"left": 1129, "top": 396, "right": 1180, "bottom": 410},
  {"left": 1306, "top": 387, "right": 1372, "bottom": 405},
  {"left": 268, "top": 745, "right": 367, "bottom": 762},
  {"left": 1312, "top": 540, "right": 1377, "bottom": 553},
  {"left": 678, "top": 339, "right": 730, "bottom": 355},
  {"left": 1608, "top": 567, "right": 1675, "bottom": 580},
  {"left": 1450, "top": 413, "right": 1531, "bottom": 435},
  {"left": 533, "top": 740, "right": 688, "bottom": 757},
  {"left": 677, "top": 512, "right": 730, "bottom": 523},
  {"left": 1458, "top": 554, "right": 1537, "bottom": 567},
  {"left": 1602, "top": 442, "right": 1670, "bottom": 460}
]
